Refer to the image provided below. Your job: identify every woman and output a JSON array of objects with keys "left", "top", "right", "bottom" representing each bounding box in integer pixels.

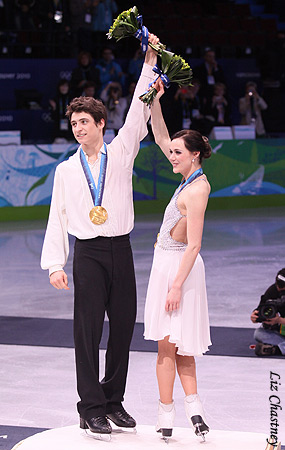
[{"left": 144, "top": 79, "right": 212, "bottom": 441}]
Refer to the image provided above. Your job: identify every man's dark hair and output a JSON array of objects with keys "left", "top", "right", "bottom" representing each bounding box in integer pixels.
[
  {"left": 66, "top": 96, "right": 107, "bottom": 135},
  {"left": 276, "top": 268, "right": 285, "bottom": 290}
]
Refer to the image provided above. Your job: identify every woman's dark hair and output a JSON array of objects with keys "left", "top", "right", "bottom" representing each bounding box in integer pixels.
[
  {"left": 78, "top": 50, "right": 92, "bottom": 65},
  {"left": 171, "top": 129, "right": 212, "bottom": 163},
  {"left": 66, "top": 96, "right": 107, "bottom": 135}
]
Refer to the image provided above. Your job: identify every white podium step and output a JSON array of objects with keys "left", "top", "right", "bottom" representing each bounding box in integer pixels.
[{"left": 12, "top": 424, "right": 269, "bottom": 450}]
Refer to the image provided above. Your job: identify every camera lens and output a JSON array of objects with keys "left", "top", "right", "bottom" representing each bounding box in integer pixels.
[{"left": 260, "top": 304, "right": 276, "bottom": 320}]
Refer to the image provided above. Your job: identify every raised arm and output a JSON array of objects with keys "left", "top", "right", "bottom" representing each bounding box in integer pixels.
[
  {"left": 113, "top": 33, "right": 159, "bottom": 165},
  {"left": 150, "top": 79, "right": 171, "bottom": 158}
]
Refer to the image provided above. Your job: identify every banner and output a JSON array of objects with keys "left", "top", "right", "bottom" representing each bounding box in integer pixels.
[{"left": 0, "top": 139, "right": 284, "bottom": 208}]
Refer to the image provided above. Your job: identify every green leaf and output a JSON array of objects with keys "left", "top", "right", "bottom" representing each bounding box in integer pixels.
[{"left": 161, "top": 50, "right": 174, "bottom": 73}]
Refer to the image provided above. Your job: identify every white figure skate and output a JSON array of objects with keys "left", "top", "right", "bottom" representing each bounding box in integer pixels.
[
  {"left": 156, "top": 400, "right": 175, "bottom": 443},
  {"left": 184, "top": 394, "right": 209, "bottom": 442}
]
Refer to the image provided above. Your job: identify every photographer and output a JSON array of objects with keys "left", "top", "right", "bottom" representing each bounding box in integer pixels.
[
  {"left": 239, "top": 81, "right": 268, "bottom": 137},
  {"left": 100, "top": 81, "right": 127, "bottom": 135},
  {"left": 251, "top": 268, "right": 285, "bottom": 356}
]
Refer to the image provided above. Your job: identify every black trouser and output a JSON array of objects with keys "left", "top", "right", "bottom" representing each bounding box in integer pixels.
[{"left": 73, "top": 234, "right": 137, "bottom": 419}]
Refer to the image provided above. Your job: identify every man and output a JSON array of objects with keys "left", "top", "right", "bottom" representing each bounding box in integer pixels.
[
  {"left": 41, "top": 34, "right": 159, "bottom": 436},
  {"left": 96, "top": 47, "right": 125, "bottom": 92},
  {"left": 251, "top": 268, "right": 285, "bottom": 357},
  {"left": 193, "top": 48, "right": 225, "bottom": 106}
]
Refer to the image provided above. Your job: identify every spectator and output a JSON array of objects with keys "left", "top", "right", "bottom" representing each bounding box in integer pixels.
[
  {"left": 173, "top": 80, "right": 213, "bottom": 136},
  {"left": 239, "top": 81, "right": 268, "bottom": 137},
  {"left": 96, "top": 46, "right": 125, "bottom": 92},
  {"left": 100, "top": 81, "right": 127, "bottom": 134},
  {"left": 81, "top": 80, "right": 97, "bottom": 98},
  {"left": 49, "top": 79, "right": 73, "bottom": 143},
  {"left": 70, "top": 50, "right": 101, "bottom": 98},
  {"left": 92, "top": 0, "right": 117, "bottom": 32},
  {"left": 204, "top": 82, "right": 231, "bottom": 127},
  {"left": 14, "top": 0, "right": 36, "bottom": 30},
  {"left": 37, "top": 0, "right": 71, "bottom": 57},
  {"left": 124, "top": 80, "right": 136, "bottom": 119},
  {"left": 128, "top": 47, "right": 144, "bottom": 82},
  {"left": 69, "top": 0, "right": 93, "bottom": 54},
  {"left": 193, "top": 48, "right": 226, "bottom": 106},
  {"left": 13, "top": 0, "right": 37, "bottom": 55}
]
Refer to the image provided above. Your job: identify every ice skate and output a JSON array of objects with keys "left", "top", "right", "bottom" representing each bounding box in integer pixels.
[
  {"left": 107, "top": 407, "right": 137, "bottom": 434},
  {"left": 156, "top": 400, "right": 175, "bottom": 443},
  {"left": 80, "top": 416, "right": 112, "bottom": 441},
  {"left": 184, "top": 394, "right": 209, "bottom": 442}
]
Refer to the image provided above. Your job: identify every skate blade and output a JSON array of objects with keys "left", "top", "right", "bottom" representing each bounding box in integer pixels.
[
  {"left": 111, "top": 425, "right": 137, "bottom": 435},
  {"left": 82, "top": 429, "right": 111, "bottom": 441},
  {"left": 195, "top": 425, "right": 208, "bottom": 442},
  {"left": 156, "top": 428, "right": 172, "bottom": 444}
]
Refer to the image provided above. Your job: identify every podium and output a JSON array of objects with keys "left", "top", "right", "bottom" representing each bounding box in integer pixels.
[
  {"left": 209, "top": 127, "right": 233, "bottom": 140},
  {"left": 232, "top": 125, "right": 256, "bottom": 139},
  {"left": 0, "top": 130, "right": 21, "bottom": 145}
]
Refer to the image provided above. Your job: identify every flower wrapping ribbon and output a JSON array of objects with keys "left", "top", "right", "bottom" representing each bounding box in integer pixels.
[
  {"left": 152, "top": 65, "right": 171, "bottom": 88},
  {"left": 140, "top": 65, "right": 171, "bottom": 103},
  {"left": 134, "top": 15, "right": 149, "bottom": 53}
]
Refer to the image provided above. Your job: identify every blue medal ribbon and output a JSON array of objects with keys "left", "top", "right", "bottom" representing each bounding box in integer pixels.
[
  {"left": 134, "top": 15, "right": 149, "bottom": 53},
  {"left": 173, "top": 168, "right": 203, "bottom": 198},
  {"left": 80, "top": 142, "right": 108, "bottom": 207}
]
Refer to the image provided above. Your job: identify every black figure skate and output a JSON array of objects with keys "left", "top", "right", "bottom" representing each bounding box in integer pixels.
[{"left": 80, "top": 416, "right": 112, "bottom": 441}]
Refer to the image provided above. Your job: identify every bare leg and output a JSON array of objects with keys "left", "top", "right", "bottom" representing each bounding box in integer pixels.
[
  {"left": 175, "top": 354, "right": 197, "bottom": 395},
  {"left": 156, "top": 336, "right": 177, "bottom": 404},
  {"left": 176, "top": 355, "right": 209, "bottom": 440}
]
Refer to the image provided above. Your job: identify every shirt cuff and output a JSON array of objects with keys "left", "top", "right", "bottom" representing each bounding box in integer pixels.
[{"left": 49, "top": 265, "right": 64, "bottom": 277}]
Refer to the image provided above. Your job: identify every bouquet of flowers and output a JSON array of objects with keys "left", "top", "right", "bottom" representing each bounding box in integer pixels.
[
  {"left": 139, "top": 50, "right": 193, "bottom": 106},
  {"left": 107, "top": 6, "right": 165, "bottom": 54}
]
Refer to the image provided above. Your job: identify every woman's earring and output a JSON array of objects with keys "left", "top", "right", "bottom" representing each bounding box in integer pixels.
[{"left": 192, "top": 158, "right": 195, "bottom": 163}]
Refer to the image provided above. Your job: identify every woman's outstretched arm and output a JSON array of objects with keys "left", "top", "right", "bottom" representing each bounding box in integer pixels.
[{"left": 150, "top": 79, "right": 171, "bottom": 158}]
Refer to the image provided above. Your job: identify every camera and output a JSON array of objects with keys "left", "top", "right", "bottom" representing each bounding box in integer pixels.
[{"left": 256, "top": 296, "right": 285, "bottom": 322}]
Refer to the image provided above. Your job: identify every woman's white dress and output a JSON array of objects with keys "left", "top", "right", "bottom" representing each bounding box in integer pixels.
[{"left": 144, "top": 178, "right": 212, "bottom": 356}]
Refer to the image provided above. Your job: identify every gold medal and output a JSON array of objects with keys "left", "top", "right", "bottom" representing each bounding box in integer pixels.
[{"left": 89, "top": 206, "right": 108, "bottom": 225}]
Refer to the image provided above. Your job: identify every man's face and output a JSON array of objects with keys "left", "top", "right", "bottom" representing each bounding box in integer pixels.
[
  {"left": 205, "top": 51, "right": 216, "bottom": 65},
  {"left": 80, "top": 54, "right": 90, "bottom": 67},
  {"left": 102, "top": 49, "right": 113, "bottom": 62},
  {"left": 276, "top": 284, "right": 285, "bottom": 293},
  {"left": 70, "top": 112, "right": 104, "bottom": 146}
]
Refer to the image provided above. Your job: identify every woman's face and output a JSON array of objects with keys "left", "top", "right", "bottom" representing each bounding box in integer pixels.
[
  {"left": 80, "top": 54, "right": 90, "bottom": 66},
  {"left": 59, "top": 83, "right": 69, "bottom": 95},
  {"left": 169, "top": 138, "right": 195, "bottom": 176}
]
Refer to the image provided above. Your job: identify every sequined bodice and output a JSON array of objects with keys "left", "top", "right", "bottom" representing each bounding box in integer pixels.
[
  {"left": 156, "top": 193, "right": 187, "bottom": 251},
  {"left": 156, "top": 175, "right": 207, "bottom": 251}
]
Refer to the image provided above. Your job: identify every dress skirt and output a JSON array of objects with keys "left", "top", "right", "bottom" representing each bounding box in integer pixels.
[{"left": 144, "top": 246, "right": 212, "bottom": 356}]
